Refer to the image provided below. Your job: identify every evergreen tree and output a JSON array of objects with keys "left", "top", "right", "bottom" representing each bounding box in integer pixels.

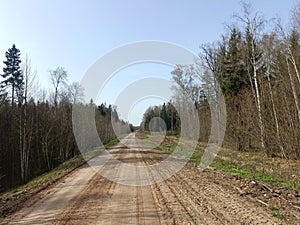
[
  {"left": 1, "top": 44, "right": 23, "bottom": 104},
  {"left": 160, "top": 103, "right": 169, "bottom": 129},
  {"left": 222, "top": 28, "right": 247, "bottom": 95}
]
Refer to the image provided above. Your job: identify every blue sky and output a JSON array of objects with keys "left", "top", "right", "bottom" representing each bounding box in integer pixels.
[{"left": 0, "top": 0, "right": 297, "bottom": 125}]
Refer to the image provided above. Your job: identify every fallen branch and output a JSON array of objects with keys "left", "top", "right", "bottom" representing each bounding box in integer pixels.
[
  {"left": 262, "top": 184, "right": 273, "bottom": 192},
  {"left": 257, "top": 199, "right": 268, "bottom": 207}
]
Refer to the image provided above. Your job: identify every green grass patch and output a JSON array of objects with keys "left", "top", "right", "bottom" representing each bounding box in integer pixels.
[
  {"left": 156, "top": 141, "right": 176, "bottom": 153},
  {"left": 211, "top": 159, "right": 290, "bottom": 186},
  {"left": 190, "top": 149, "right": 204, "bottom": 164},
  {"left": 0, "top": 137, "right": 121, "bottom": 216},
  {"left": 153, "top": 135, "right": 300, "bottom": 190},
  {"left": 0, "top": 154, "right": 86, "bottom": 216},
  {"left": 26, "top": 156, "right": 82, "bottom": 187},
  {"left": 135, "top": 131, "right": 149, "bottom": 139},
  {"left": 271, "top": 208, "right": 285, "bottom": 220},
  {"left": 105, "top": 138, "right": 120, "bottom": 147}
]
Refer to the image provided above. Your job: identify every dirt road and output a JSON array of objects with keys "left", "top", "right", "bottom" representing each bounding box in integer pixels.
[{"left": 2, "top": 133, "right": 287, "bottom": 224}]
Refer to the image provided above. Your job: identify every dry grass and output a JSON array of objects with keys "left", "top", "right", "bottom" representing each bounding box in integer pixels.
[{"left": 149, "top": 133, "right": 300, "bottom": 190}]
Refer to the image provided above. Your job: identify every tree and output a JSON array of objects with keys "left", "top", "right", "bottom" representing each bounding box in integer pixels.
[
  {"left": 261, "top": 33, "right": 286, "bottom": 158},
  {"left": 291, "top": 2, "right": 300, "bottom": 31},
  {"left": 22, "top": 55, "right": 37, "bottom": 104},
  {"left": 49, "top": 67, "right": 68, "bottom": 107},
  {"left": 1, "top": 44, "right": 23, "bottom": 105},
  {"left": 222, "top": 27, "right": 247, "bottom": 95},
  {"left": 19, "top": 56, "right": 37, "bottom": 182},
  {"left": 68, "top": 82, "right": 84, "bottom": 104},
  {"left": 236, "top": 3, "right": 266, "bottom": 153},
  {"left": 277, "top": 22, "right": 300, "bottom": 124},
  {"left": 160, "top": 103, "right": 169, "bottom": 129},
  {"left": 0, "top": 83, "right": 7, "bottom": 102}
]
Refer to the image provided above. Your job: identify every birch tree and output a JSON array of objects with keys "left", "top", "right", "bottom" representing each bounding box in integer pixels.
[
  {"left": 19, "top": 56, "right": 36, "bottom": 182},
  {"left": 262, "top": 33, "right": 286, "bottom": 158},
  {"left": 236, "top": 3, "right": 266, "bottom": 152},
  {"left": 277, "top": 22, "right": 300, "bottom": 123}
]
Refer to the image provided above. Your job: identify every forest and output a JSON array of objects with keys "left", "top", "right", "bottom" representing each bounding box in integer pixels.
[
  {"left": 1, "top": 2, "right": 299, "bottom": 193},
  {"left": 141, "top": 3, "right": 300, "bottom": 159},
  {"left": 0, "top": 45, "right": 131, "bottom": 191}
]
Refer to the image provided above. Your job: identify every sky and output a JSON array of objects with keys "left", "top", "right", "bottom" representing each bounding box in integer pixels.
[{"left": 0, "top": 0, "right": 298, "bottom": 125}]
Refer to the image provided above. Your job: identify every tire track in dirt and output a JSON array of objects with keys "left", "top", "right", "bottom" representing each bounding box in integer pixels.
[
  {"left": 3, "top": 164, "right": 99, "bottom": 225},
  {"left": 134, "top": 138, "right": 174, "bottom": 224},
  {"left": 175, "top": 167, "right": 282, "bottom": 224},
  {"left": 141, "top": 146, "right": 282, "bottom": 225},
  {"left": 135, "top": 137, "right": 209, "bottom": 224},
  {"left": 3, "top": 133, "right": 286, "bottom": 224},
  {"left": 53, "top": 157, "right": 122, "bottom": 224},
  {"left": 70, "top": 135, "right": 161, "bottom": 225},
  {"left": 142, "top": 152, "right": 219, "bottom": 224},
  {"left": 135, "top": 166, "right": 145, "bottom": 225}
]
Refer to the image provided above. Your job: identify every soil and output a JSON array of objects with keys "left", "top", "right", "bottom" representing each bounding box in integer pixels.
[{"left": 2, "top": 133, "right": 299, "bottom": 224}]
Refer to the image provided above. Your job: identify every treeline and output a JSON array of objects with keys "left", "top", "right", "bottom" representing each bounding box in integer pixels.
[
  {"left": 141, "top": 3, "right": 300, "bottom": 159},
  {"left": 141, "top": 103, "right": 179, "bottom": 132},
  {"left": 0, "top": 45, "right": 130, "bottom": 192}
]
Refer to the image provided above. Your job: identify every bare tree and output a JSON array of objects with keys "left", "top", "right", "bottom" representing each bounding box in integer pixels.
[
  {"left": 262, "top": 34, "right": 286, "bottom": 158},
  {"left": 277, "top": 22, "right": 300, "bottom": 123},
  {"left": 68, "top": 82, "right": 84, "bottom": 104},
  {"left": 291, "top": 2, "right": 300, "bottom": 30},
  {"left": 49, "top": 67, "right": 68, "bottom": 107},
  {"left": 19, "top": 55, "right": 37, "bottom": 182},
  {"left": 199, "top": 42, "right": 225, "bottom": 98},
  {"left": 22, "top": 55, "right": 37, "bottom": 103},
  {"left": 235, "top": 2, "right": 266, "bottom": 152}
]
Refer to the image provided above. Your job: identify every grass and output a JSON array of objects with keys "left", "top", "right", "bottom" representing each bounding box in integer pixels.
[
  {"left": 0, "top": 137, "right": 120, "bottom": 216},
  {"left": 154, "top": 136, "right": 178, "bottom": 153},
  {"left": 211, "top": 160, "right": 287, "bottom": 186},
  {"left": 270, "top": 207, "right": 285, "bottom": 220},
  {"left": 1, "top": 138, "right": 120, "bottom": 198},
  {"left": 214, "top": 147, "right": 300, "bottom": 190},
  {"left": 208, "top": 152, "right": 299, "bottom": 190},
  {"left": 150, "top": 134, "right": 300, "bottom": 191},
  {"left": 2, "top": 155, "right": 85, "bottom": 197},
  {"left": 0, "top": 154, "right": 86, "bottom": 217},
  {"left": 105, "top": 138, "right": 120, "bottom": 147},
  {"left": 135, "top": 130, "right": 149, "bottom": 139}
]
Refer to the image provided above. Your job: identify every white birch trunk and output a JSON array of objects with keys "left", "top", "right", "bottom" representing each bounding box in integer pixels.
[
  {"left": 286, "top": 57, "right": 300, "bottom": 123},
  {"left": 249, "top": 26, "right": 265, "bottom": 151}
]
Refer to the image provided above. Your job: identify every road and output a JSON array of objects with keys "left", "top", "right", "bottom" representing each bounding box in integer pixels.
[{"left": 3, "top": 133, "right": 282, "bottom": 224}]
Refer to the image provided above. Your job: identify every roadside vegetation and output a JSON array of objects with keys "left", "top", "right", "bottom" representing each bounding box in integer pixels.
[
  {"left": 0, "top": 138, "right": 120, "bottom": 217},
  {"left": 137, "top": 131, "right": 300, "bottom": 191},
  {"left": 136, "top": 130, "right": 300, "bottom": 223},
  {"left": 0, "top": 1, "right": 300, "bottom": 221},
  {"left": 0, "top": 44, "right": 133, "bottom": 192},
  {"left": 140, "top": 2, "right": 300, "bottom": 193}
]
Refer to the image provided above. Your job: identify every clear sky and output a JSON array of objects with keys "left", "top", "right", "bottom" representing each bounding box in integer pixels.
[{"left": 0, "top": 0, "right": 297, "bottom": 125}]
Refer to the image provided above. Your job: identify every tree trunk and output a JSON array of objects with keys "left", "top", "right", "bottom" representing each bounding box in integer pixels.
[
  {"left": 250, "top": 33, "right": 266, "bottom": 152},
  {"left": 266, "top": 73, "right": 286, "bottom": 158},
  {"left": 286, "top": 57, "right": 300, "bottom": 123},
  {"left": 288, "top": 48, "right": 300, "bottom": 86}
]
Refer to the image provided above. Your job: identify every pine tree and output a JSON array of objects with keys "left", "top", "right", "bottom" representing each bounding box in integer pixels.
[
  {"left": 160, "top": 103, "right": 169, "bottom": 129},
  {"left": 222, "top": 28, "right": 247, "bottom": 95},
  {"left": 1, "top": 44, "right": 23, "bottom": 105}
]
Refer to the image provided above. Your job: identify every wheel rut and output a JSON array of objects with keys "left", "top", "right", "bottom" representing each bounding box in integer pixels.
[{"left": 3, "top": 133, "right": 284, "bottom": 225}]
